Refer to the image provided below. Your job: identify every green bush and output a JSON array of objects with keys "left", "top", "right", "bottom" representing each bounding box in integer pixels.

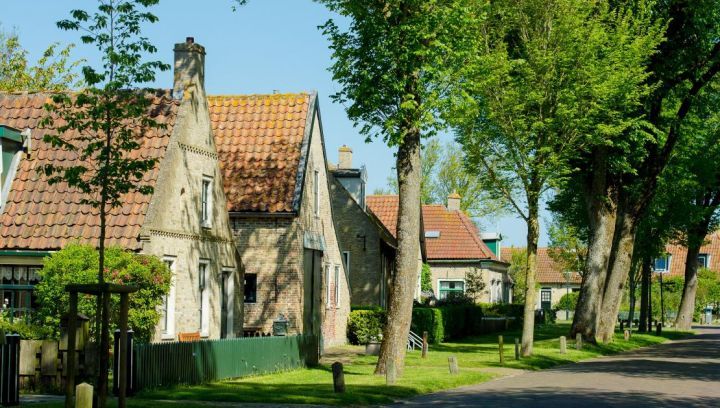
[
  {"left": 411, "top": 307, "right": 444, "bottom": 344},
  {"left": 0, "top": 316, "right": 52, "bottom": 340},
  {"left": 33, "top": 243, "right": 171, "bottom": 343},
  {"left": 347, "top": 309, "right": 386, "bottom": 344},
  {"left": 554, "top": 292, "right": 579, "bottom": 312}
]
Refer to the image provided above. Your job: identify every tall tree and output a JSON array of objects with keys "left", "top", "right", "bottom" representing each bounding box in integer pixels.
[
  {"left": 0, "top": 28, "right": 81, "bottom": 92},
  {"left": 451, "top": 0, "right": 659, "bottom": 355},
  {"left": 40, "top": 1, "right": 169, "bottom": 405},
  {"left": 580, "top": 0, "right": 720, "bottom": 343},
  {"left": 319, "top": 0, "right": 482, "bottom": 376}
]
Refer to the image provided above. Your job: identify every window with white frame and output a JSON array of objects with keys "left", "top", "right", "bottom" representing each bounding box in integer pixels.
[
  {"left": 221, "top": 267, "right": 235, "bottom": 338},
  {"left": 334, "top": 264, "right": 340, "bottom": 306},
  {"left": 438, "top": 280, "right": 465, "bottom": 299},
  {"left": 698, "top": 253, "right": 710, "bottom": 269},
  {"left": 654, "top": 255, "right": 670, "bottom": 272},
  {"left": 313, "top": 170, "right": 320, "bottom": 217},
  {"left": 342, "top": 251, "right": 350, "bottom": 276},
  {"left": 325, "top": 264, "right": 331, "bottom": 308},
  {"left": 160, "top": 257, "right": 176, "bottom": 339},
  {"left": 201, "top": 176, "right": 213, "bottom": 228},
  {"left": 198, "top": 260, "right": 210, "bottom": 337}
]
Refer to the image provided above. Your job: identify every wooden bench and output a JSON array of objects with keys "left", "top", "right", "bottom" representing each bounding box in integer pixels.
[{"left": 178, "top": 332, "right": 201, "bottom": 342}]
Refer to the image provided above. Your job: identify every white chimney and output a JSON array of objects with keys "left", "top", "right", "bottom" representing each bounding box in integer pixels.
[
  {"left": 173, "top": 37, "right": 206, "bottom": 100},
  {"left": 338, "top": 145, "right": 353, "bottom": 169},
  {"left": 447, "top": 192, "right": 461, "bottom": 211}
]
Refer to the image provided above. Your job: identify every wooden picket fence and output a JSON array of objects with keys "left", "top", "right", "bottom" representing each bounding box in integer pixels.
[{"left": 133, "top": 334, "right": 317, "bottom": 390}]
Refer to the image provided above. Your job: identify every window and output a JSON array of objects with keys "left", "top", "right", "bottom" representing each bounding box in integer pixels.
[
  {"left": 0, "top": 265, "right": 41, "bottom": 320},
  {"left": 342, "top": 251, "right": 350, "bottom": 275},
  {"left": 325, "top": 264, "right": 331, "bottom": 308},
  {"left": 160, "top": 257, "right": 176, "bottom": 338},
  {"left": 698, "top": 254, "right": 710, "bottom": 269},
  {"left": 221, "top": 268, "right": 235, "bottom": 339},
  {"left": 244, "top": 273, "right": 257, "bottom": 303},
  {"left": 201, "top": 176, "right": 213, "bottom": 228},
  {"left": 438, "top": 280, "right": 465, "bottom": 300},
  {"left": 313, "top": 170, "right": 320, "bottom": 217},
  {"left": 425, "top": 231, "right": 441, "bottom": 238},
  {"left": 654, "top": 255, "right": 670, "bottom": 272},
  {"left": 334, "top": 265, "right": 340, "bottom": 306},
  {"left": 540, "top": 288, "right": 552, "bottom": 310},
  {"left": 198, "top": 261, "right": 210, "bottom": 337}
]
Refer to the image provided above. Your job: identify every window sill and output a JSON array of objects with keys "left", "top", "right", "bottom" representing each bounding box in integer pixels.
[
  {"left": 200, "top": 332, "right": 209, "bottom": 338},
  {"left": 161, "top": 333, "right": 175, "bottom": 341}
]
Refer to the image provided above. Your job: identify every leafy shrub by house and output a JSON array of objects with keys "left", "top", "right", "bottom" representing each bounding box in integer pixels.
[
  {"left": 33, "top": 243, "right": 171, "bottom": 343},
  {"left": 411, "top": 307, "right": 444, "bottom": 343},
  {"left": 347, "top": 309, "right": 386, "bottom": 344},
  {"left": 554, "top": 292, "right": 579, "bottom": 312},
  {"left": 0, "top": 316, "right": 52, "bottom": 340}
]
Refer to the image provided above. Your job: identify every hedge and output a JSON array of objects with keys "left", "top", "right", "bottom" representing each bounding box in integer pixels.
[{"left": 347, "top": 309, "right": 386, "bottom": 345}]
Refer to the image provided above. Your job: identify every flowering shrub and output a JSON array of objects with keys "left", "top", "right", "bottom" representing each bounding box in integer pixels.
[{"left": 33, "top": 243, "right": 171, "bottom": 343}]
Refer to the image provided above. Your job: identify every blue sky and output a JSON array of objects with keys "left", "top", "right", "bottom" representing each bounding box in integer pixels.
[{"left": 1, "top": 0, "right": 549, "bottom": 247}]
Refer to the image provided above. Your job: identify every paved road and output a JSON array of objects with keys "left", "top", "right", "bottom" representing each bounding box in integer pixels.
[{"left": 396, "top": 326, "right": 720, "bottom": 407}]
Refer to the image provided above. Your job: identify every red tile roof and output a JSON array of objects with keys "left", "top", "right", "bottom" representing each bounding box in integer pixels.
[
  {"left": 0, "top": 92, "right": 178, "bottom": 251},
  {"left": 366, "top": 195, "right": 497, "bottom": 261},
  {"left": 501, "top": 247, "right": 582, "bottom": 284},
  {"left": 208, "top": 93, "right": 312, "bottom": 213},
  {"left": 665, "top": 231, "right": 720, "bottom": 276}
]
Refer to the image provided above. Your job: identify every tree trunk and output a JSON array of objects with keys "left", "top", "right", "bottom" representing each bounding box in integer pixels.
[
  {"left": 571, "top": 151, "right": 616, "bottom": 342},
  {"left": 597, "top": 206, "right": 638, "bottom": 343},
  {"left": 675, "top": 240, "right": 702, "bottom": 330},
  {"left": 521, "top": 207, "right": 539, "bottom": 357},
  {"left": 374, "top": 128, "right": 422, "bottom": 376},
  {"left": 627, "top": 257, "right": 640, "bottom": 329},
  {"left": 638, "top": 256, "right": 651, "bottom": 332}
]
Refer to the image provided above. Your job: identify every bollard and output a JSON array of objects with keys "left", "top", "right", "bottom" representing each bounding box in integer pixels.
[
  {"left": 514, "top": 338, "right": 520, "bottom": 360},
  {"left": 422, "top": 331, "right": 428, "bottom": 359},
  {"left": 386, "top": 359, "right": 397, "bottom": 385},
  {"left": 620, "top": 320, "right": 624, "bottom": 331},
  {"left": 656, "top": 322, "right": 662, "bottom": 336},
  {"left": 448, "top": 356, "right": 459, "bottom": 375},
  {"left": 575, "top": 333, "right": 583, "bottom": 350},
  {"left": 624, "top": 330, "right": 630, "bottom": 341},
  {"left": 559, "top": 336, "right": 567, "bottom": 354},
  {"left": 331, "top": 362, "right": 346, "bottom": 393},
  {"left": 498, "top": 335, "right": 504, "bottom": 365},
  {"left": 75, "top": 383, "right": 93, "bottom": 408}
]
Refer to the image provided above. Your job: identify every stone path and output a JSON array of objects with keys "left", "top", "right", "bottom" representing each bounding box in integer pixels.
[{"left": 394, "top": 326, "right": 720, "bottom": 407}]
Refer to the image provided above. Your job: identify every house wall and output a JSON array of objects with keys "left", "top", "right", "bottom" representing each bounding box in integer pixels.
[
  {"left": 231, "top": 110, "right": 350, "bottom": 349},
  {"left": 141, "top": 86, "right": 240, "bottom": 342},
  {"left": 429, "top": 262, "right": 509, "bottom": 303},
  {"left": 330, "top": 176, "right": 387, "bottom": 307},
  {"left": 536, "top": 283, "right": 581, "bottom": 309}
]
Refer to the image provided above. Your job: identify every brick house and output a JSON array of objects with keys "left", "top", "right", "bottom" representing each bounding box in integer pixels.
[
  {"left": 501, "top": 247, "right": 581, "bottom": 310},
  {"left": 208, "top": 92, "right": 350, "bottom": 348},
  {"left": 329, "top": 146, "right": 398, "bottom": 307},
  {"left": 0, "top": 38, "right": 241, "bottom": 342},
  {"left": 654, "top": 232, "right": 720, "bottom": 276}
]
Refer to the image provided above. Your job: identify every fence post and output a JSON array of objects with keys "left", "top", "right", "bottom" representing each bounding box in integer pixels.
[
  {"left": 514, "top": 338, "right": 520, "bottom": 360},
  {"left": 559, "top": 336, "right": 567, "bottom": 354},
  {"left": 331, "top": 362, "right": 345, "bottom": 393},
  {"left": 421, "top": 331, "right": 428, "bottom": 359},
  {"left": 575, "top": 333, "right": 583, "bottom": 350},
  {"left": 1, "top": 334, "right": 20, "bottom": 407},
  {"left": 64, "top": 291, "right": 78, "bottom": 408},
  {"left": 498, "top": 336, "right": 504, "bottom": 365},
  {"left": 448, "top": 356, "right": 459, "bottom": 375},
  {"left": 118, "top": 293, "right": 130, "bottom": 408}
]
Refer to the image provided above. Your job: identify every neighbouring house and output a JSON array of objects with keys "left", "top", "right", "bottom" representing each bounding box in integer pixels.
[
  {"left": 421, "top": 194, "right": 511, "bottom": 303},
  {"left": 209, "top": 92, "right": 350, "bottom": 349},
  {"left": 0, "top": 38, "right": 241, "bottom": 342},
  {"left": 501, "top": 247, "right": 582, "bottom": 311},
  {"left": 329, "top": 146, "right": 397, "bottom": 307},
  {"left": 365, "top": 195, "right": 426, "bottom": 303},
  {"left": 653, "top": 231, "right": 720, "bottom": 276}
]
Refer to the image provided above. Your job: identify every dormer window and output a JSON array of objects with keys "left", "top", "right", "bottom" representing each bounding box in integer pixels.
[
  {"left": 425, "top": 231, "right": 441, "bottom": 238},
  {"left": 201, "top": 175, "right": 213, "bottom": 228}
]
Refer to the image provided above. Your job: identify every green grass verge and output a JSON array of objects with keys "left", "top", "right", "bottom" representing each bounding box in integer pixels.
[{"left": 30, "top": 324, "right": 692, "bottom": 406}]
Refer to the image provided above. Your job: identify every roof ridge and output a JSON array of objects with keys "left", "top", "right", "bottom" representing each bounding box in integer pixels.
[
  {"left": 456, "top": 211, "right": 496, "bottom": 260},
  {"left": 208, "top": 93, "right": 311, "bottom": 98}
]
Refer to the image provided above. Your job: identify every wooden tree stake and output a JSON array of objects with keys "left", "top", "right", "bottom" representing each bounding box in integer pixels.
[
  {"left": 422, "top": 331, "right": 428, "bottom": 359},
  {"left": 448, "top": 356, "right": 459, "bottom": 375},
  {"left": 514, "top": 337, "right": 520, "bottom": 360},
  {"left": 498, "top": 335, "right": 504, "bottom": 365}
]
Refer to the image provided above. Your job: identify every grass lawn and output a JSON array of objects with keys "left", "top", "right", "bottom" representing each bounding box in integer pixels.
[{"left": 123, "top": 323, "right": 691, "bottom": 406}]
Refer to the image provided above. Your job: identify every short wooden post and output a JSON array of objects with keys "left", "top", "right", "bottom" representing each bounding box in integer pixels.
[
  {"left": 498, "top": 335, "right": 504, "bottom": 365},
  {"left": 386, "top": 359, "right": 396, "bottom": 385},
  {"left": 656, "top": 322, "right": 662, "bottom": 336},
  {"left": 624, "top": 330, "right": 630, "bottom": 341},
  {"left": 448, "top": 356, "right": 459, "bottom": 375},
  {"left": 118, "top": 293, "right": 130, "bottom": 408},
  {"left": 65, "top": 291, "right": 78, "bottom": 408},
  {"left": 620, "top": 320, "right": 624, "bottom": 331},
  {"left": 575, "top": 333, "right": 583, "bottom": 350},
  {"left": 331, "top": 362, "right": 345, "bottom": 393},
  {"left": 421, "top": 331, "right": 428, "bottom": 359},
  {"left": 559, "top": 336, "right": 567, "bottom": 354},
  {"left": 514, "top": 337, "right": 520, "bottom": 360},
  {"left": 75, "top": 383, "right": 93, "bottom": 408}
]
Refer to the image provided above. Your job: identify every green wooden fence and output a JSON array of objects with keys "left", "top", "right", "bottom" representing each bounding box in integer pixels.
[{"left": 134, "top": 335, "right": 317, "bottom": 390}]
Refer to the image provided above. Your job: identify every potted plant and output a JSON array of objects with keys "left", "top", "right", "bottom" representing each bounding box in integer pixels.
[{"left": 365, "top": 333, "right": 382, "bottom": 356}]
